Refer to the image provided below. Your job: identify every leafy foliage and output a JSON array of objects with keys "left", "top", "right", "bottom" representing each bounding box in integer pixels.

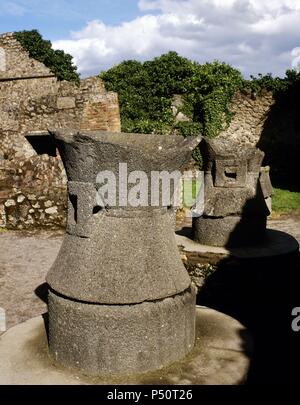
[
  {"left": 14, "top": 30, "right": 80, "bottom": 84},
  {"left": 100, "top": 53, "right": 243, "bottom": 141},
  {"left": 100, "top": 53, "right": 194, "bottom": 134},
  {"left": 185, "top": 61, "right": 243, "bottom": 138},
  {"left": 101, "top": 51, "right": 300, "bottom": 140},
  {"left": 102, "top": 52, "right": 300, "bottom": 177},
  {"left": 242, "top": 69, "right": 300, "bottom": 95}
]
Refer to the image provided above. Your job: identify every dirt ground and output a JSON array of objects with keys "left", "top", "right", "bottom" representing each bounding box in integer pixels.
[
  {"left": 0, "top": 214, "right": 299, "bottom": 333},
  {"left": 0, "top": 230, "right": 64, "bottom": 331}
]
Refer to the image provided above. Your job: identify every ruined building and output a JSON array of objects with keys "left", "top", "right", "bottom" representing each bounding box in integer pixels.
[{"left": 0, "top": 32, "right": 121, "bottom": 229}]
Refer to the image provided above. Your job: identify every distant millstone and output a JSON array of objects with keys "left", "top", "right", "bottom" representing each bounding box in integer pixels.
[
  {"left": 193, "top": 137, "right": 272, "bottom": 247},
  {"left": 193, "top": 216, "right": 268, "bottom": 247}
]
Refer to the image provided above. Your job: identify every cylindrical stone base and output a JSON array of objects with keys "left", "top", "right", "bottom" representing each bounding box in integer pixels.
[
  {"left": 48, "top": 286, "right": 196, "bottom": 376},
  {"left": 193, "top": 215, "right": 267, "bottom": 247}
]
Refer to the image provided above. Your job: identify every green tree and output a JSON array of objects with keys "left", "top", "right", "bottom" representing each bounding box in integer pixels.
[
  {"left": 100, "top": 52, "right": 195, "bottom": 134},
  {"left": 14, "top": 29, "right": 80, "bottom": 84},
  {"left": 101, "top": 51, "right": 300, "bottom": 172},
  {"left": 100, "top": 53, "right": 244, "bottom": 140}
]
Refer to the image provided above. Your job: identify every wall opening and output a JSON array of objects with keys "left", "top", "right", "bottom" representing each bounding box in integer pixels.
[
  {"left": 69, "top": 194, "right": 78, "bottom": 224},
  {"left": 224, "top": 170, "right": 237, "bottom": 180},
  {"left": 25, "top": 133, "right": 57, "bottom": 157}
]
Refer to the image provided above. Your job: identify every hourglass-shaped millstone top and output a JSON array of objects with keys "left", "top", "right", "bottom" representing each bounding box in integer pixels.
[
  {"left": 50, "top": 129, "right": 201, "bottom": 181},
  {"left": 46, "top": 129, "right": 201, "bottom": 304}
]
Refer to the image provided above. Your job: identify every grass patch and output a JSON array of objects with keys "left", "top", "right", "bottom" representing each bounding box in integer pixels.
[{"left": 272, "top": 188, "right": 300, "bottom": 214}]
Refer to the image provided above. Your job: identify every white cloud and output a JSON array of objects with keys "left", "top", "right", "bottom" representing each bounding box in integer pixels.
[
  {"left": 53, "top": 0, "right": 300, "bottom": 77},
  {"left": 291, "top": 47, "right": 300, "bottom": 69}
]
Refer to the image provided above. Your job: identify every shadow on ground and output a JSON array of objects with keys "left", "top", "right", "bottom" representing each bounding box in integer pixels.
[
  {"left": 33, "top": 194, "right": 300, "bottom": 384},
  {"left": 195, "top": 189, "right": 300, "bottom": 384},
  {"left": 197, "top": 250, "right": 300, "bottom": 384}
]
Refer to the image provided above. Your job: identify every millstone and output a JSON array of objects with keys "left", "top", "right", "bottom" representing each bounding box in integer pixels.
[{"left": 46, "top": 129, "right": 201, "bottom": 375}]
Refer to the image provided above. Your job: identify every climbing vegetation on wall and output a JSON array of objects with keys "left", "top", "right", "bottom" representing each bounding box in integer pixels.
[
  {"left": 100, "top": 51, "right": 300, "bottom": 141},
  {"left": 14, "top": 29, "right": 80, "bottom": 84},
  {"left": 100, "top": 52, "right": 244, "bottom": 140}
]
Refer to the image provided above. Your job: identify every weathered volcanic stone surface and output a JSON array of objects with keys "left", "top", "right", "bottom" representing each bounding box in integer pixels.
[
  {"left": 47, "top": 130, "right": 201, "bottom": 304},
  {"left": 202, "top": 183, "right": 269, "bottom": 218},
  {"left": 193, "top": 137, "right": 271, "bottom": 247},
  {"left": 48, "top": 286, "right": 196, "bottom": 376},
  {"left": 49, "top": 129, "right": 201, "bottom": 182},
  {"left": 193, "top": 215, "right": 267, "bottom": 247},
  {"left": 46, "top": 129, "right": 200, "bottom": 375},
  {"left": 47, "top": 208, "right": 190, "bottom": 304},
  {"left": 200, "top": 136, "right": 264, "bottom": 173},
  {"left": 259, "top": 166, "right": 273, "bottom": 198},
  {"left": 0, "top": 306, "right": 252, "bottom": 385}
]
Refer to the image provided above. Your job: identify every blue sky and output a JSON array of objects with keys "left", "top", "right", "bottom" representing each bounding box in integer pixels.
[
  {"left": 0, "top": 0, "right": 145, "bottom": 39},
  {"left": 1, "top": 0, "right": 300, "bottom": 78}
]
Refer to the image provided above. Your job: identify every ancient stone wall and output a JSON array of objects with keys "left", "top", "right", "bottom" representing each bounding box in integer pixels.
[
  {"left": 217, "top": 90, "right": 275, "bottom": 146},
  {"left": 217, "top": 89, "right": 300, "bottom": 188},
  {"left": 0, "top": 32, "right": 121, "bottom": 229},
  {"left": 0, "top": 33, "right": 53, "bottom": 79}
]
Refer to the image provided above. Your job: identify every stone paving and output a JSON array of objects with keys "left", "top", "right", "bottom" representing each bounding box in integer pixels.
[{"left": 267, "top": 214, "right": 300, "bottom": 244}]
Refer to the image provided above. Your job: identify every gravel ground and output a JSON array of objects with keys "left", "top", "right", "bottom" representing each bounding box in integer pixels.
[{"left": 0, "top": 215, "right": 299, "bottom": 332}]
